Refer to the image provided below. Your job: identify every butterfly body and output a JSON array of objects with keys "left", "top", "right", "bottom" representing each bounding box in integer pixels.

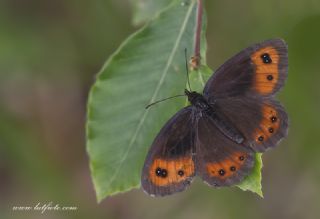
[
  {"left": 185, "top": 89, "right": 245, "bottom": 144},
  {"left": 142, "top": 39, "right": 288, "bottom": 196}
]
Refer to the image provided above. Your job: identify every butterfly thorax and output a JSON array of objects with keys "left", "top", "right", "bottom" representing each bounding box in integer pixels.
[{"left": 185, "top": 89, "right": 211, "bottom": 111}]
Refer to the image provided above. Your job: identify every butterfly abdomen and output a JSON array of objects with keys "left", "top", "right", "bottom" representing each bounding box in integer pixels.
[{"left": 207, "top": 111, "right": 245, "bottom": 144}]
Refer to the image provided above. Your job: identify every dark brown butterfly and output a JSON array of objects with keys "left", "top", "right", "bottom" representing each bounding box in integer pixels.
[{"left": 141, "top": 39, "right": 289, "bottom": 196}]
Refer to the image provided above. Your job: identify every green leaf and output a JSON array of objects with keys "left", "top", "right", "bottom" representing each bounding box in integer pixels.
[
  {"left": 87, "top": 0, "right": 199, "bottom": 202},
  {"left": 237, "top": 153, "right": 263, "bottom": 197},
  {"left": 131, "top": 0, "right": 173, "bottom": 25},
  {"left": 87, "top": 0, "right": 263, "bottom": 202}
]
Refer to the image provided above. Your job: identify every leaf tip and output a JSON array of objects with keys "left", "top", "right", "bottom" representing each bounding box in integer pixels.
[{"left": 236, "top": 153, "right": 263, "bottom": 196}]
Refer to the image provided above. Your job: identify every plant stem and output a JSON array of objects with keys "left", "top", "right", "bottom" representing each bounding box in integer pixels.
[{"left": 192, "top": 0, "right": 203, "bottom": 69}]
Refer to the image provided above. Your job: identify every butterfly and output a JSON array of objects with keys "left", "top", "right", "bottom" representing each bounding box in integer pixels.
[{"left": 141, "top": 39, "right": 288, "bottom": 196}]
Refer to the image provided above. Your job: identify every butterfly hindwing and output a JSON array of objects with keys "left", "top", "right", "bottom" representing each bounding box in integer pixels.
[
  {"left": 141, "top": 107, "right": 195, "bottom": 196},
  {"left": 249, "top": 99, "right": 288, "bottom": 151},
  {"left": 195, "top": 114, "right": 255, "bottom": 187},
  {"left": 204, "top": 39, "right": 288, "bottom": 98},
  {"left": 213, "top": 97, "right": 288, "bottom": 152}
]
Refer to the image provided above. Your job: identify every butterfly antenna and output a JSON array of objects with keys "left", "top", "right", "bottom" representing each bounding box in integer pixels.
[
  {"left": 146, "top": 50, "right": 191, "bottom": 109},
  {"left": 145, "top": 94, "right": 185, "bottom": 109},
  {"left": 184, "top": 48, "right": 192, "bottom": 91}
]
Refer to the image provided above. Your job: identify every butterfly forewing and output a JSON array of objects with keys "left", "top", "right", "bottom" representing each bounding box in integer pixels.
[
  {"left": 204, "top": 39, "right": 288, "bottom": 99},
  {"left": 141, "top": 107, "right": 196, "bottom": 196}
]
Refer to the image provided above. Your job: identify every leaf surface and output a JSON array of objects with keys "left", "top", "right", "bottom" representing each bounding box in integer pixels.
[
  {"left": 87, "top": 0, "right": 199, "bottom": 202},
  {"left": 131, "top": 0, "right": 173, "bottom": 25},
  {"left": 237, "top": 153, "right": 263, "bottom": 197}
]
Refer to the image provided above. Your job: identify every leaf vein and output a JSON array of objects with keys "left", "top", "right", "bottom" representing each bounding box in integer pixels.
[{"left": 103, "top": 2, "right": 196, "bottom": 191}]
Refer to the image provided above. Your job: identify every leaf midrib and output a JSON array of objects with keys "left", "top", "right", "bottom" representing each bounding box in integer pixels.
[{"left": 103, "top": 2, "right": 196, "bottom": 193}]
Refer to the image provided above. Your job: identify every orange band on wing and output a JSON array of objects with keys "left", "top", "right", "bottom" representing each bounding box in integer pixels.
[
  {"left": 253, "top": 105, "right": 280, "bottom": 143},
  {"left": 149, "top": 157, "right": 194, "bottom": 186},
  {"left": 251, "top": 47, "right": 280, "bottom": 95},
  {"left": 206, "top": 152, "right": 247, "bottom": 179}
]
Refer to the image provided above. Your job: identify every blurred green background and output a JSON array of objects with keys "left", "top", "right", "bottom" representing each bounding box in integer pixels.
[{"left": 1, "top": 0, "right": 320, "bottom": 219}]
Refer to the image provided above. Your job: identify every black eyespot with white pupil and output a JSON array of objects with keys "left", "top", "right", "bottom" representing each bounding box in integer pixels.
[
  {"left": 155, "top": 168, "right": 161, "bottom": 176},
  {"left": 178, "top": 170, "right": 184, "bottom": 176},
  {"left": 261, "top": 53, "right": 272, "bottom": 64},
  {"left": 269, "top": 127, "right": 274, "bottom": 133},
  {"left": 267, "top": 75, "right": 273, "bottom": 81},
  {"left": 258, "top": 136, "right": 264, "bottom": 141},
  {"left": 155, "top": 167, "right": 167, "bottom": 178},
  {"left": 219, "top": 169, "right": 225, "bottom": 176}
]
